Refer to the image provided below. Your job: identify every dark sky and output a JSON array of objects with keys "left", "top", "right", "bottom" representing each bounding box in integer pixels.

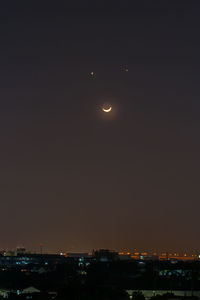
[{"left": 1, "top": 0, "right": 200, "bottom": 253}]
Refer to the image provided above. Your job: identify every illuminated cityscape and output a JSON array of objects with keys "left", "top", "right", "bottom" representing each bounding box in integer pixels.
[
  {"left": 0, "top": 248, "right": 199, "bottom": 299},
  {"left": 1, "top": 247, "right": 199, "bottom": 262}
]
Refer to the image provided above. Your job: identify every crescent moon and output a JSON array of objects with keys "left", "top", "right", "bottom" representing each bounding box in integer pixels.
[{"left": 102, "top": 106, "right": 112, "bottom": 113}]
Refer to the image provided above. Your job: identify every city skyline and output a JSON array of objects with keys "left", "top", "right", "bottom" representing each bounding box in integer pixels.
[{"left": 1, "top": 246, "right": 200, "bottom": 259}]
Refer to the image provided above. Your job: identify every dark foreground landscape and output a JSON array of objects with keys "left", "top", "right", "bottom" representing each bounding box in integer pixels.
[{"left": 0, "top": 250, "right": 200, "bottom": 300}]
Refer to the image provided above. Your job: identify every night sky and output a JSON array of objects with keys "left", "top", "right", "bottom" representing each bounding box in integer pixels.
[{"left": 1, "top": 1, "right": 200, "bottom": 253}]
